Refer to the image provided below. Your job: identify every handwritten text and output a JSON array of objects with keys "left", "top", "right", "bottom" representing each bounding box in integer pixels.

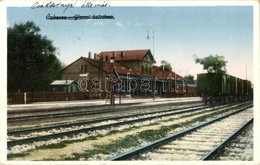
[{"left": 31, "top": 1, "right": 111, "bottom": 13}]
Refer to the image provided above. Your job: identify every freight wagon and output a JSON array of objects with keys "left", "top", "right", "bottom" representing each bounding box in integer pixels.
[{"left": 197, "top": 73, "right": 253, "bottom": 105}]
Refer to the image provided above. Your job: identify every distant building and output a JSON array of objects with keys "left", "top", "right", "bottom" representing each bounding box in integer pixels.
[{"left": 50, "top": 80, "right": 78, "bottom": 92}]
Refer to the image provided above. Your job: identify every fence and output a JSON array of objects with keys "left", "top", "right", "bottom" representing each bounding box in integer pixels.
[{"left": 8, "top": 92, "right": 106, "bottom": 104}]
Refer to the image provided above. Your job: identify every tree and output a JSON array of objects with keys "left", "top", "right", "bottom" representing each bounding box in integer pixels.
[
  {"left": 194, "top": 55, "right": 227, "bottom": 74},
  {"left": 8, "top": 21, "right": 62, "bottom": 92},
  {"left": 161, "top": 60, "right": 172, "bottom": 71}
]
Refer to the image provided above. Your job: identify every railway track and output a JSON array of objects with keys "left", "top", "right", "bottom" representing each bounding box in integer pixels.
[
  {"left": 8, "top": 104, "right": 206, "bottom": 135},
  {"left": 7, "top": 103, "right": 141, "bottom": 122},
  {"left": 8, "top": 101, "right": 202, "bottom": 124},
  {"left": 8, "top": 102, "right": 252, "bottom": 154},
  {"left": 211, "top": 122, "right": 253, "bottom": 160},
  {"left": 7, "top": 104, "right": 208, "bottom": 147},
  {"left": 108, "top": 106, "right": 253, "bottom": 161}
]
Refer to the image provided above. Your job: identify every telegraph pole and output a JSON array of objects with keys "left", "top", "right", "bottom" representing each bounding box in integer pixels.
[
  {"left": 147, "top": 29, "right": 156, "bottom": 100},
  {"left": 152, "top": 30, "right": 155, "bottom": 60}
]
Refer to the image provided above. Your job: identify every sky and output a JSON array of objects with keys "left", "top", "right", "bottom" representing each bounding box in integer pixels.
[{"left": 7, "top": 4, "right": 254, "bottom": 81}]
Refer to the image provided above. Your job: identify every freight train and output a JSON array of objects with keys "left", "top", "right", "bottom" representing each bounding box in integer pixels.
[{"left": 197, "top": 73, "right": 253, "bottom": 105}]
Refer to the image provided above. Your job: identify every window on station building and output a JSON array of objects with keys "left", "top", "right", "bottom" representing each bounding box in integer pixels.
[
  {"left": 145, "top": 65, "right": 148, "bottom": 74},
  {"left": 149, "top": 67, "right": 152, "bottom": 75},
  {"left": 80, "top": 65, "right": 87, "bottom": 71},
  {"left": 141, "top": 65, "right": 144, "bottom": 74}
]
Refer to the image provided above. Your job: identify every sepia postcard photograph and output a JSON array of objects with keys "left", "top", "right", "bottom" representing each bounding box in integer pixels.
[{"left": 0, "top": 0, "right": 259, "bottom": 164}]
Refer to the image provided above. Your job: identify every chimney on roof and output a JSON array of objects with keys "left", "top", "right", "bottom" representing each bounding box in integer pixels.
[
  {"left": 161, "top": 65, "right": 165, "bottom": 71},
  {"left": 88, "top": 52, "right": 92, "bottom": 59},
  {"left": 94, "top": 53, "right": 97, "bottom": 60}
]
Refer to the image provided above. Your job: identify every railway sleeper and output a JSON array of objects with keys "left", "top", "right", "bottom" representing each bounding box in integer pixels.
[
  {"left": 154, "top": 149, "right": 206, "bottom": 155},
  {"left": 160, "top": 145, "right": 212, "bottom": 152},
  {"left": 141, "top": 152, "right": 201, "bottom": 160}
]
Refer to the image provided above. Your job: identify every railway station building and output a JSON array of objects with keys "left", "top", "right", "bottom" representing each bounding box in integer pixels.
[{"left": 56, "top": 49, "right": 196, "bottom": 97}]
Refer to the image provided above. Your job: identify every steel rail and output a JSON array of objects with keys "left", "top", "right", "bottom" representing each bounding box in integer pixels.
[
  {"left": 202, "top": 118, "right": 253, "bottom": 160},
  {"left": 8, "top": 104, "right": 206, "bottom": 136},
  {"left": 108, "top": 105, "right": 253, "bottom": 160}
]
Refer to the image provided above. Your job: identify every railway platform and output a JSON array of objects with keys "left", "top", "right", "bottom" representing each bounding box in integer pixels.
[{"left": 7, "top": 97, "right": 201, "bottom": 111}]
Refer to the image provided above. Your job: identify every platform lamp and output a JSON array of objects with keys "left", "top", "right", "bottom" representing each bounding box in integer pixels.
[{"left": 152, "top": 63, "right": 156, "bottom": 100}]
